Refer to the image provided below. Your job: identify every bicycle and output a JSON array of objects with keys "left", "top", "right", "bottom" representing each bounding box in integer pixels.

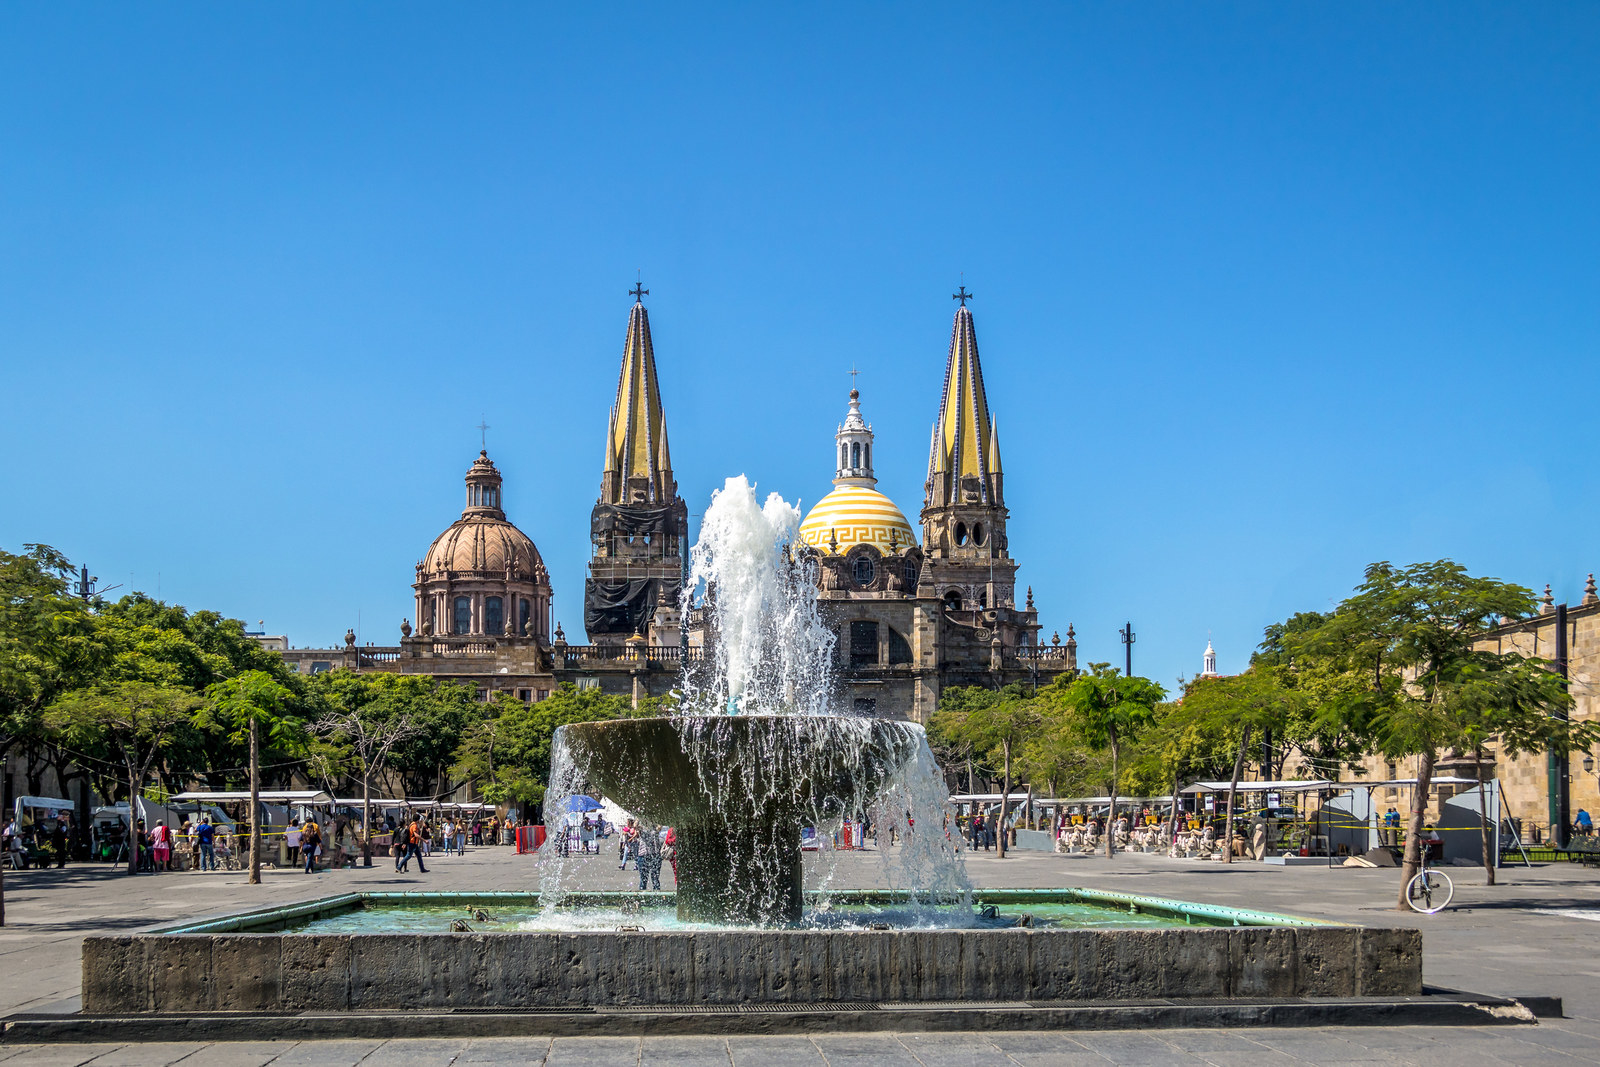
[{"left": 1404, "top": 850, "right": 1454, "bottom": 914}]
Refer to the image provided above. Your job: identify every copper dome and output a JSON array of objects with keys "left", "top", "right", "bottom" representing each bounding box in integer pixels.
[{"left": 420, "top": 516, "right": 546, "bottom": 581}]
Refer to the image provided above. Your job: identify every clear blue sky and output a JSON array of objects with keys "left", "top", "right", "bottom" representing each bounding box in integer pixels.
[{"left": 3, "top": 5, "right": 1597, "bottom": 691}]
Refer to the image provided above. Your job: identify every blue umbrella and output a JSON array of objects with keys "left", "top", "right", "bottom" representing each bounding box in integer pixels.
[{"left": 565, "top": 795, "right": 602, "bottom": 813}]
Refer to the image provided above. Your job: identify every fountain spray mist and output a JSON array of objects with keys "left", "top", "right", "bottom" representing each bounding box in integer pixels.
[{"left": 681, "top": 476, "right": 835, "bottom": 716}]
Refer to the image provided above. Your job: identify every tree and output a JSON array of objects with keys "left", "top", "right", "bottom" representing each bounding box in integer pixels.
[
  {"left": 1290, "top": 561, "right": 1600, "bottom": 908},
  {"left": 314, "top": 705, "right": 420, "bottom": 866},
  {"left": 1171, "top": 668, "right": 1299, "bottom": 863},
  {"left": 491, "top": 684, "right": 634, "bottom": 812},
  {"left": 43, "top": 682, "right": 204, "bottom": 877},
  {"left": 1047, "top": 664, "right": 1165, "bottom": 858},
  {"left": 203, "top": 671, "right": 304, "bottom": 885},
  {"left": 930, "top": 684, "right": 1041, "bottom": 858}
]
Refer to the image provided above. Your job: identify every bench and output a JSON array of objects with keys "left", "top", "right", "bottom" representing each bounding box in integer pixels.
[{"left": 1552, "top": 836, "right": 1600, "bottom": 866}]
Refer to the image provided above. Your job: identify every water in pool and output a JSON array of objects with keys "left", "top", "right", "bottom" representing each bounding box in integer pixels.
[{"left": 290, "top": 900, "right": 1204, "bottom": 934}]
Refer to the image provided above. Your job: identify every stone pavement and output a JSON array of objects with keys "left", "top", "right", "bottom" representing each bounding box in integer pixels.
[{"left": 3, "top": 842, "right": 1600, "bottom": 1063}]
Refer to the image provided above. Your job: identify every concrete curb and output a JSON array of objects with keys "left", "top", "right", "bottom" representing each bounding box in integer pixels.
[{"left": 2, "top": 993, "right": 1542, "bottom": 1043}]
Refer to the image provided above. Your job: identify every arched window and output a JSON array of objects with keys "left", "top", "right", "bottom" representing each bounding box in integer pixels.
[
  {"left": 973, "top": 522, "right": 985, "bottom": 546},
  {"left": 955, "top": 522, "right": 969, "bottom": 546},
  {"left": 452, "top": 597, "right": 471, "bottom": 635},
  {"left": 905, "top": 558, "right": 919, "bottom": 586},
  {"left": 888, "top": 627, "right": 912, "bottom": 664},
  {"left": 840, "top": 444, "right": 848, "bottom": 469},
  {"left": 852, "top": 552, "right": 876, "bottom": 588},
  {"left": 944, "top": 590, "right": 963, "bottom": 611},
  {"left": 851, "top": 442, "right": 861, "bottom": 469},
  {"left": 485, "top": 597, "right": 504, "bottom": 636},
  {"left": 864, "top": 443, "right": 870, "bottom": 471},
  {"left": 519, "top": 598, "right": 531, "bottom": 637}
]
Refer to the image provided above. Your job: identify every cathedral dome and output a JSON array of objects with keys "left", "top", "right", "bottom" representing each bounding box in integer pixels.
[
  {"left": 799, "top": 485, "right": 916, "bottom": 556},
  {"left": 418, "top": 450, "right": 547, "bottom": 581},
  {"left": 421, "top": 516, "right": 545, "bottom": 580}
]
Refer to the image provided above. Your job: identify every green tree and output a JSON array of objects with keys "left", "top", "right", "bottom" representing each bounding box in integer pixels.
[
  {"left": 1290, "top": 561, "right": 1600, "bottom": 908},
  {"left": 43, "top": 682, "right": 205, "bottom": 877},
  {"left": 492, "top": 684, "right": 633, "bottom": 811},
  {"left": 1170, "top": 667, "right": 1299, "bottom": 862},
  {"left": 1046, "top": 665, "right": 1165, "bottom": 858},
  {"left": 930, "top": 684, "right": 1041, "bottom": 858},
  {"left": 203, "top": 671, "right": 304, "bottom": 885}
]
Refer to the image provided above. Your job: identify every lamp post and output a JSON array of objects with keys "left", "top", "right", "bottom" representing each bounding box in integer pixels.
[{"left": 1119, "top": 623, "right": 1136, "bottom": 678}]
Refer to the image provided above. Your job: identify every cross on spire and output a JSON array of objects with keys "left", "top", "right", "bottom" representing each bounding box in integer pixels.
[
  {"left": 849, "top": 364, "right": 859, "bottom": 390},
  {"left": 477, "top": 417, "right": 490, "bottom": 449},
  {"left": 630, "top": 270, "right": 648, "bottom": 304},
  {"left": 952, "top": 285, "right": 972, "bottom": 306}
]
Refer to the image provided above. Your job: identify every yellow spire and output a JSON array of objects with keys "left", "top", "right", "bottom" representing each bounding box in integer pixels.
[
  {"left": 930, "top": 303, "right": 1001, "bottom": 504},
  {"left": 602, "top": 296, "right": 673, "bottom": 505}
]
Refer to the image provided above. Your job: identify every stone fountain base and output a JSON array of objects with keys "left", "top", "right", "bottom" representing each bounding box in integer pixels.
[{"left": 558, "top": 715, "right": 926, "bottom": 924}]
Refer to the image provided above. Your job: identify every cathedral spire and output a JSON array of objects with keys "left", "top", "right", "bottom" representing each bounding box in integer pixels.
[
  {"left": 928, "top": 298, "right": 1001, "bottom": 506},
  {"left": 833, "top": 388, "right": 876, "bottom": 487},
  {"left": 601, "top": 293, "right": 675, "bottom": 505}
]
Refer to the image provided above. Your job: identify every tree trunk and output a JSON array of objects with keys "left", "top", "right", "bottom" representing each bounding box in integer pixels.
[
  {"left": 1397, "top": 748, "right": 1436, "bottom": 910},
  {"left": 1475, "top": 745, "right": 1495, "bottom": 887},
  {"left": 248, "top": 717, "right": 261, "bottom": 886},
  {"left": 1223, "top": 725, "right": 1252, "bottom": 865},
  {"left": 966, "top": 755, "right": 974, "bottom": 795},
  {"left": 997, "top": 739, "right": 1011, "bottom": 859},
  {"left": 1106, "top": 735, "right": 1119, "bottom": 860},
  {"left": 127, "top": 765, "right": 140, "bottom": 875},
  {"left": 1170, "top": 766, "right": 1182, "bottom": 850},
  {"left": 361, "top": 772, "right": 373, "bottom": 867}
]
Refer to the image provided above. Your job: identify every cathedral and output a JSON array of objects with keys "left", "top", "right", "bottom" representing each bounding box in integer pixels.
[{"left": 277, "top": 289, "right": 1076, "bottom": 721}]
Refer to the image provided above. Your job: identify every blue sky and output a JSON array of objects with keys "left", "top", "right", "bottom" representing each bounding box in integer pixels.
[{"left": 3, "top": 5, "right": 1597, "bottom": 691}]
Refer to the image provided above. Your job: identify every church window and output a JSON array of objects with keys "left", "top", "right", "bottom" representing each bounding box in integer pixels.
[
  {"left": 486, "top": 597, "right": 504, "bottom": 636},
  {"left": 864, "top": 443, "right": 870, "bottom": 470},
  {"left": 978, "top": 589, "right": 988, "bottom": 610},
  {"left": 888, "top": 627, "right": 912, "bottom": 664},
  {"left": 944, "top": 590, "right": 963, "bottom": 611},
  {"left": 904, "top": 559, "right": 919, "bottom": 586},
  {"left": 849, "top": 621, "right": 879, "bottom": 667},
  {"left": 840, "top": 444, "right": 848, "bottom": 470},
  {"left": 852, "top": 553, "right": 876, "bottom": 588},
  {"left": 973, "top": 522, "right": 985, "bottom": 546},
  {"left": 851, "top": 442, "right": 861, "bottom": 469},
  {"left": 955, "top": 522, "right": 968, "bottom": 546},
  {"left": 519, "top": 598, "right": 531, "bottom": 636},
  {"left": 452, "top": 597, "right": 471, "bottom": 635}
]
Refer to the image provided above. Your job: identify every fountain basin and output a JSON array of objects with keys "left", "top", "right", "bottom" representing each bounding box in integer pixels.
[
  {"left": 80, "top": 890, "right": 1422, "bottom": 1013},
  {"left": 559, "top": 715, "right": 927, "bottom": 924}
]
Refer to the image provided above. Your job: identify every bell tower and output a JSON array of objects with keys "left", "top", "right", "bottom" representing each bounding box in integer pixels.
[
  {"left": 920, "top": 288, "right": 1016, "bottom": 613},
  {"left": 583, "top": 284, "right": 690, "bottom": 646}
]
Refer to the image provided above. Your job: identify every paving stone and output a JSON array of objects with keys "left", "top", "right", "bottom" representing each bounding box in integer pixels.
[
  {"left": 808, "top": 1035, "right": 924, "bottom": 1065},
  {"left": 252, "top": 1040, "right": 384, "bottom": 1067},
  {"left": 80, "top": 1046, "right": 209, "bottom": 1067},
  {"left": 725, "top": 1037, "right": 827, "bottom": 1067},
  {"left": 892, "top": 1032, "right": 1010, "bottom": 1066},
  {"left": 0, "top": 1049, "right": 132, "bottom": 1067},
  {"left": 165, "top": 1043, "right": 292, "bottom": 1067},
  {"left": 545, "top": 1036, "right": 641, "bottom": 1067},
  {"left": 457, "top": 1037, "right": 553, "bottom": 1064},
  {"left": 639, "top": 1036, "right": 732, "bottom": 1066}
]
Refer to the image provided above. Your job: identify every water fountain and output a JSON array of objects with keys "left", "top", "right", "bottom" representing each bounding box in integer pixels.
[{"left": 548, "top": 476, "right": 965, "bottom": 924}]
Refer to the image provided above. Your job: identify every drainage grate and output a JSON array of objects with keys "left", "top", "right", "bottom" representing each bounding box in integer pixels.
[{"left": 451, "top": 1006, "right": 595, "bottom": 1014}]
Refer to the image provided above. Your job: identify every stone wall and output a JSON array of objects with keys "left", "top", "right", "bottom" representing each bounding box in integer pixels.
[{"left": 83, "top": 926, "right": 1419, "bottom": 1013}]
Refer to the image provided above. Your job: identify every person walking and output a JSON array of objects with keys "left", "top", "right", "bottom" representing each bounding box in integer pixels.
[
  {"left": 150, "top": 820, "right": 172, "bottom": 872},
  {"left": 302, "top": 817, "right": 321, "bottom": 874},
  {"left": 51, "top": 813, "right": 69, "bottom": 869},
  {"left": 405, "top": 817, "right": 429, "bottom": 874},
  {"left": 196, "top": 817, "right": 217, "bottom": 872},
  {"left": 455, "top": 819, "right": 466, "bottom": 856},
  {"left": 636, "top": 823, "right": 663, "bottom": 891}
]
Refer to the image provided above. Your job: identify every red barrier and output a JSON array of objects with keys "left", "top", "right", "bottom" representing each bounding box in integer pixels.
[{"left": 515, "top": 825, "right": 546, "bottom": 854}]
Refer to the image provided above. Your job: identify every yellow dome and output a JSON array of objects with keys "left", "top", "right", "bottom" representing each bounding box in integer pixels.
[{"left": 799, "top": 485, "right": 916, "bottom": 555}]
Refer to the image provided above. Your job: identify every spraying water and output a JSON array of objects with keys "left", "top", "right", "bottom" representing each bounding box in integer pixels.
[{"left": 681, "top": 476, "right": 835, "bottom": 716}]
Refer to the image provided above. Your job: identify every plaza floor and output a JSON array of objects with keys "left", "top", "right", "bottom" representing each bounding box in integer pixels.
[{"left": 2, "top": 841, "right": 1598, "bottom": 1064}]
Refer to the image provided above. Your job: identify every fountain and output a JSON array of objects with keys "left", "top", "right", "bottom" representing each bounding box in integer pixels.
[{"left": 548, "top": 476, "right": 965, "bottom": 924}]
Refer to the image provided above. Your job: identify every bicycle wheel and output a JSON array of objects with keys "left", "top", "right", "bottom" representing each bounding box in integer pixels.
[{"left": 1405, "top": 869, "right": 1454, "bottom": 913}]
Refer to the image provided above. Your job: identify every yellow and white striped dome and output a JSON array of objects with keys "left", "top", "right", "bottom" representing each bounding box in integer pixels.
[{"left": 798, "top": 485, "right": 916, "bottom": 556}]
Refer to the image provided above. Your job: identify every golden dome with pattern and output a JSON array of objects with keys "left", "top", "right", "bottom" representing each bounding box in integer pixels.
[{"left": 799, "top": 484, "right": 916, "bottom": 556}]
